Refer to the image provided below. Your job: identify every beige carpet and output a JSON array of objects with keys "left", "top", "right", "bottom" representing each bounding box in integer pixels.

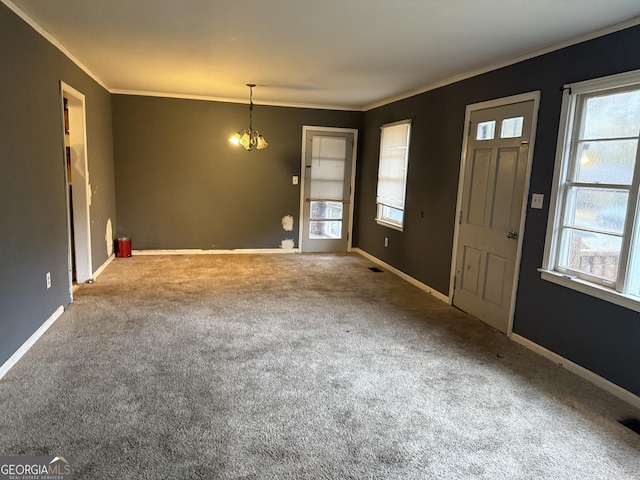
[{"left": 1, "top": 253, "right": 639, "bottom": 479}]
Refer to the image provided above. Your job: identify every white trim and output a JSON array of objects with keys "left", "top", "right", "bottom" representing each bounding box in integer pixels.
[
  {"left": 363, "top": 16, "right": 640, "bottom": 111},
  {"left": 0, "top": 306, "right": 64, "bottom": 381},
  {"left": 92, "top": 253, "right": 115, "bottom": 279},
  {"left": 375, "top": 218, "right": 404, "bottom": 232},
  {"left": 132, "top": 248, "right": 300, "bottom": 256},
  {"left": 299, "top": 126, "right": 359, "bottom": 253},
  {"left": 3, "top": 0, "right": 640, "bottom": 111},
  {"left": 375, "top": 120, "right": 411, "bottom": 231},
  {"left": 509, "top": 94, "right": 541, "bottom": 334},
  {"left": 450, "top": 91, "right": 541, "bottom": 335},
  {"left": 61, "top": 82, "right": 93, "bottom": 285},
  {"left": 511, "top": 333, "right": 640, "bottom": 410},
  {"left": 1, "top": 1, "right": 109, "bottom": 91},
  {"left": 564, "top": 68, "right": 640, "bottom": 94},
  {"left": 542, "top": 88, "right": 574, "bottom": 270},
  {"left": 541, "top": 68, "right": 640, "bottom": 305},
  {"left": 111, "top": 90, "right": 358, "bottom": 112},
  {"left": 355, "top": 244, "right": 640, "bottom": 409},
  {"left": 353, "top": 248, "right": 450, "bottom": 304}
]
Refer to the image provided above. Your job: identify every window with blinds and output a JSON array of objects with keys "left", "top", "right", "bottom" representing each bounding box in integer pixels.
[{"left": 376, "top": 120, "right": 411, "bottom": 230}]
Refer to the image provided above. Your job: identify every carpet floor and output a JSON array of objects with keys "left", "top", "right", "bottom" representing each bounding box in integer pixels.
[{"left": 1, "top": 253, "right": 639, "bottom": 479}]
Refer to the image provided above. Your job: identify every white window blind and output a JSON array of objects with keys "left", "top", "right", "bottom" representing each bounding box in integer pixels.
[
  {"left": 310, "top": 136, "right": 347, "bottom": 201},
  {"left": 376, "top": 120, "right": 411, "bottom": 228}
]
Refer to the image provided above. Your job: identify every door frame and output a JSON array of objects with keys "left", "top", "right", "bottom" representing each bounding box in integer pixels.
[
  {"left": 60, "top": 81, "right": 93, "bottom": 295},
  {"left": 299, "top": 126, "right": 358, "bottom": 253},
  {"left": 449, "top": 91, "right": 540, "bottom": 336}
]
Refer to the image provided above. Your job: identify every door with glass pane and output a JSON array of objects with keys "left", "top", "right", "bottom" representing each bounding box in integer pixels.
[
  {"left": 453, "top": 99, "right": 536, "bottom": 333},
  {"left": 301, "top": 128, "right": 356, "bottom": 252}
]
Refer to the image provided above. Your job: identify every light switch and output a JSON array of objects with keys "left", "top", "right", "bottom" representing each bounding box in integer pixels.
[
  {"left": 531, "top": 193, "right": 544, "bottom": 209},
  {"left": 292, "top": 175, "right": 299, "bottom": 185}
]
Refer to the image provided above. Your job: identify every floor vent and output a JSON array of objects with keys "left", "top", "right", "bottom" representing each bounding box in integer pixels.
[
  {"left": 619, "top": 418, "right": 640, "bottom": 435},
  {"left": 369, "top": 267, "right": 383, "bottom": 273}
]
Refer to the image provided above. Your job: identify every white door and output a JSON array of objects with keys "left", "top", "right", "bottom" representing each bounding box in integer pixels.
[
  {"left": 453, "top": 97, "right": 537, "bottom": 333},
  {"left": 61, "top": 82, "right": 93, "bottom": 291},
  {"left": 300, "top": 127, "right": 357, "bottom": 253}
]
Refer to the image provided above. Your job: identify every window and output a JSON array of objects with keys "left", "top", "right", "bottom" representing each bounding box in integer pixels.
[
  {"left": 542, "top": 70, "right": 640, "bottom": 312},
  {"left": 476, "top": 120, "right": 496, "bottom": 140},
  {"left": 376, "top": 120, "right": 411, "bottom": 230},
  {"left": 500, "top": 116, "right": 524, "bottom": 139},
  {"left": 309, "top": 201, "right": 343, "bottom": 239}
]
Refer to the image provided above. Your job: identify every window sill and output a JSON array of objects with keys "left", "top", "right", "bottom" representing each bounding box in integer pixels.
[
  {"left": 375, "top": 218, "right": 404, "bottom": 232},
  {"left": 538, "top": 268, "right": 640, "bottom": 314}
]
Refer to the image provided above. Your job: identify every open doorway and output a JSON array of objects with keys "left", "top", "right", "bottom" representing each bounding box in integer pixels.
[{"left": 61, "top": 82, "right": 92, "bottom": 296}]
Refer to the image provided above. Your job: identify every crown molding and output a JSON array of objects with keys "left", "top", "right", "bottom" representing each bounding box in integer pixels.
[
  {"left": 4, "top": 0, "right": 639, "bottom": 112},
  {"left": 110, "top": 89, "right": 361, "bottom": 111},
  {"left": 363, "top": 15, "right": 640, "bottom": 111},
  {"left": 2, "top": 0, "right": 110, "bottom": 91}
]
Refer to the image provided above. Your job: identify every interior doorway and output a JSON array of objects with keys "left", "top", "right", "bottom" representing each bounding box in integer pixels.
[
  {"left": 299, "top": 126, "right": 358, "bottom": 253},
  {"left": 61, "top": 82, "right": 92, "bottom": 295},
  {"left": 451, "top": 92, "right": 540, "bottom": 334}
]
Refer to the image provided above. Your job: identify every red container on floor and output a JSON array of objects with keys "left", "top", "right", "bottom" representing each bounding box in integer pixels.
[{"left": 116, "top": 237, "right": 132, "bottom": 258}]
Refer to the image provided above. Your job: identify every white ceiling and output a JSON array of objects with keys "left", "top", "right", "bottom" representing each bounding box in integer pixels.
[{"left": 6, "top": 0, "right": 640, "bottom": 110}]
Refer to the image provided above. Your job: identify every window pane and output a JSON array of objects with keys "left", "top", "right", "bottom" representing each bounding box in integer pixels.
[
  {"left": 575, "top": 140, "right": 638, "bottom": 184},
  {"left": 476, "top": 121, "right": 496, "bottom": 140},
  {"left": 564, "top": 187, "right": 628, "bottom": 234},
  {"left": 310, "top": 201, "right": 343, "bottom": 220},
  {"left": 559, "top": 229, "right": 621, "bottom": 282},
  {"left": 376, "top": 120, "right": 410, "bottom": 227},
  {"left": 310, "top": 137, "right": 346, "bottom": 201},
  {"left": 582, "top": 90, "right": 640, "bottom": 139},
  {"left": 500, "top": 117, "right": 524, "bottom": 138},
  {"left": 377, "top": 204, "right": 404, "bottom": 226},
  {"left": 309, "top": 221, "right": 342, "bottom": 239},
  {"left": 545, "top": 74, "right": 640, "bottom": 299}
]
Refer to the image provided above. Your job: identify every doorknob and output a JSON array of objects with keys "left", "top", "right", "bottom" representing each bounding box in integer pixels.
[
  {"left": 305, "top": 198, "right": 310, "bottom": 203},
  {"left": 507, "top": 230, "right": 519, "bottom": 240}
]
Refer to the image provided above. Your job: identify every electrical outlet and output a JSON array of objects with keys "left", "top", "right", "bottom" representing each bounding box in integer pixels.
[
  {"left": 384, "top": 237, "right": 389, "bottom": 247},
  {"left": 46, "top": 272, "right": 51, "bottom": 289},
  {"left": 531, "top": 193, "right": 544, "bottom": 209}
]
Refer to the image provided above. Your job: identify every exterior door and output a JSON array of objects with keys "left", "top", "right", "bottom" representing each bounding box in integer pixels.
[
  {"left": 453, "top": 98, "right": 536, "bottom": 333},
  {"left": 301, "top": 128, "right": 356, "bottom": 252}
]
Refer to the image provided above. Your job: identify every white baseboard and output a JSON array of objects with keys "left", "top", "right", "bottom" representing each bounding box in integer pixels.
[
  {"left": 0, "top": 305, "right": 64, "bottom": 381},
  {"left": 133, "top": 248, "right": 301, "bottom": 256},
  {"left": 353, "top": 248, "right": 450, "bottom": 304},
  {"left": 353, "top": 249, "right": 640, "bottom": 409},
  {"left": 92, "top": 253, "right": 114, "bottom": 279},
  {"left": 511, "top": 333, "right": 640, "bottom": 410}
]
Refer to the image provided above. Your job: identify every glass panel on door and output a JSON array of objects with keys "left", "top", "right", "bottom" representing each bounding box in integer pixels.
[{"left": 310, "top": 201, "right": 343, "bottom": 239}]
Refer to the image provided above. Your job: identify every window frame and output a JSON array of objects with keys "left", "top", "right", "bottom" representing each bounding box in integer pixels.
[
  {"left": 541, "top": 69, "right": 640, "bottom": 313},
  {"left": 375, "top": 119, "right": 412, "bottom": 231}
]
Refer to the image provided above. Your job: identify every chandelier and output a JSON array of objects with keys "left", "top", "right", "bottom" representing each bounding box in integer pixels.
[{"left": 229, "top": 84, "right": 268, "bottom": 151}]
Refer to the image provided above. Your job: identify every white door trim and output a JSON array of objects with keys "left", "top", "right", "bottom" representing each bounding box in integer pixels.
[
  {"left": 299, "top": 126, "right": 358, "bottom": 252},
  {"left": 60, "top": 81, "right": 93, "bottom": 292},
  {"left": 449, "top": 91, "right": 540, "bottom": 336}
]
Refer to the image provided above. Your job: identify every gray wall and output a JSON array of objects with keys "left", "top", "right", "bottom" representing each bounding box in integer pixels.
[
  {"left": 0, "top": 3, "right": 116, "bottom": 366},
  {"left": 354, "top": 25, "right": 640, "bottom": 396},
  {"left": 112, "top": 95, "right": 361, "bottom": 250},
  {"left": 2, "top": 0, "right": 639, "bottom": 401}
]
